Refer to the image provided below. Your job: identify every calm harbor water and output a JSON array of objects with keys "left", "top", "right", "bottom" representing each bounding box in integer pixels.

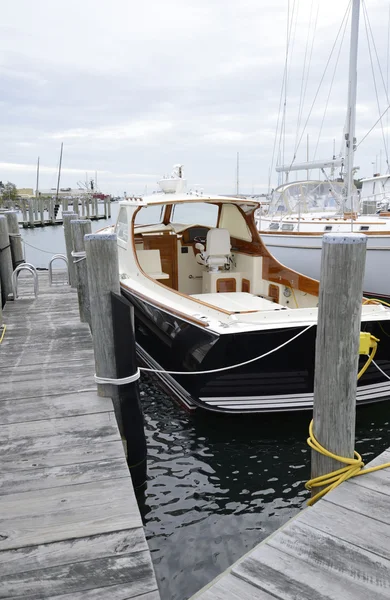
[{"left": 20, "top": 208, "right": 390, "bottom": 600}]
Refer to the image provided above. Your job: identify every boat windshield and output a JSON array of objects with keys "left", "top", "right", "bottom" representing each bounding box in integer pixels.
[
  {"left": 134, "top": 204, "right": 164, "bottom": 226},
  {"left": 170, "top": 202, "right": 219, "bottom": 227},
  {"left": 268, "top": 181, "right": 346, "bottom": 216}
]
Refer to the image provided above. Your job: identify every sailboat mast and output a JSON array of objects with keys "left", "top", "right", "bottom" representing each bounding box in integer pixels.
[
  {"left": 35, "top": 156, "right": 40, "bottom": 199},
  {"left": 344, "top": 0, "right": 360, "bottom": 212},
  {"left": 55, "top": 143, "right": 63, "bottom": 203}
]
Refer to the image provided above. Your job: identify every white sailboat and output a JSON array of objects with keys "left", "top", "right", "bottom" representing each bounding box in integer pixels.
[{"left": 257, "top": 0, "right": 390, "bottom": 299}]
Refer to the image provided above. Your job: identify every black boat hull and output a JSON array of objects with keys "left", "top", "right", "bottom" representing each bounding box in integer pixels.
[{"left": 122, "top": 288, "right": 390, "bottom": 413}]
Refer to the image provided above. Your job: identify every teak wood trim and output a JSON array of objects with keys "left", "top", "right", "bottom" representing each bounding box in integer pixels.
[
  {"left": 216, "top": 278, "right": 236, "bottom": 293},
  {"left": 120, "top": 282, "right": 210, "bottom": 328},
  {"left": 242, "top": 278, "right": 250, "bottom": 293}
]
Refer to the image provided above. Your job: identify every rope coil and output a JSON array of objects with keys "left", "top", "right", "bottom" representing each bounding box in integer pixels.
[
  {"left": 94, "top": 369, "right": 141, "bottom": 385},
  {"left": 71, "top": 250, "right": 86, "bottom": 264},
  {"left": 307, "top": 317, "right": 390, "bottom": 506}
]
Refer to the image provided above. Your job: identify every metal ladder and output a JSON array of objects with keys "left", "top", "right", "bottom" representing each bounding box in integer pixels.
[
  {"left": 48, "top": 254, "right": 70, "bottom": 286},
  {"left": 12, "top": 263, "right": 39, "bottom": 299}
]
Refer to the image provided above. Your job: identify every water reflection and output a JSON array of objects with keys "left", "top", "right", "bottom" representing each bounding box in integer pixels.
[{"left": 139, "top": 375, "right": 390, "bottom": 600}]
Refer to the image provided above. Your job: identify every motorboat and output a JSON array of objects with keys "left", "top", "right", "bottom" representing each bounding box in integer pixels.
[{"left": 103, "top": 166, "right": 390, "bottom": 414}]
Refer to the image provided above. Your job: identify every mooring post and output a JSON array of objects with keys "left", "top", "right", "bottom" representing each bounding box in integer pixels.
[
  {"left": 49, "top": 198, "right": 55, "bottom": 224},
  {"left": 111, "top": 292, "right": 147, "bottom": 489},
  {"left": 21, "top": 200, "right": 27, "bottom": 225},
  {"left": 107, "top": 197, "right": 111, "bottom": 218},
  {"left": 86, "top": 198, "right": 90, "bottom": 219},
  {"left": 5, "top": 211, "right": 24, "bottom": 270},
  {"left": 39, "top": 197, "right": 44, "bottom": 225},
  {"left": 63, "top": 212, "right": 78, "bottom": 288},
  {"left": 27, "top": 198, "right": 35, "bottom": 228},
  {"left": 0, "top": 216, "right": 14, "bottom": 305},
  {"left": 71, "top": 219, "right": 92, "bottom": 326},
  {"left": 84, "top": 233, "right": 122, "bottom": 428},
  {"left": 311, "top": 233, "right": 367, "bottom": 493}
]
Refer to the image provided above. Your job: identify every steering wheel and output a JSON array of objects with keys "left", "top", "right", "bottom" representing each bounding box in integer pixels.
[{"left": 193, "top": 235, "right": 207, "bottom": 244}]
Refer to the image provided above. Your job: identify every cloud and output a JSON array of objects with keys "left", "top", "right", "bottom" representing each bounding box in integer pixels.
[{"left": 1, "top": 0, "right": 390, "bottom": 195}]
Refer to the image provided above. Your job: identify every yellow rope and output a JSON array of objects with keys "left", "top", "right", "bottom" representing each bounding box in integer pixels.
[
  {"left": 363, "top": 297, "right": 390, "bottom": 308},
  {"left": 306, "top": 334, "right": 390, "bottom": 506},
  {"left": 289, "top": 285, "right": 299, "bottom": 308},
  {"left": 0, "top": 324, "right": 6, "bottom": 344}
]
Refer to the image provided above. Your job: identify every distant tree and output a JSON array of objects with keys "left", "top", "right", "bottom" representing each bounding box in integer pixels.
[{"left": 0, "top": 181, "right": 18, "bottom": 205}]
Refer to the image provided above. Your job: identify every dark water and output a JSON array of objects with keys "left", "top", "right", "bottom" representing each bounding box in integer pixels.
[
  {"left": 20, "top": 210, "right": 390, "bottom": 600},
  {"left": 138, "top": 374, "right": 390, "bottom": 600}
]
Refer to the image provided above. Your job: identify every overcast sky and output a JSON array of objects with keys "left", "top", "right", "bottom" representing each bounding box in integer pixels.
[{"left": 1, "top": 0, "right": 390, "bottom": 195}]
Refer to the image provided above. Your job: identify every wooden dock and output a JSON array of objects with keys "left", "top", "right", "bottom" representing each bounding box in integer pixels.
[
  {"left": 191, "top": 449, "right": 390, "bottom": 599},
  {"left": 0, "top": 272, "right": 160, "bottom": 599}
]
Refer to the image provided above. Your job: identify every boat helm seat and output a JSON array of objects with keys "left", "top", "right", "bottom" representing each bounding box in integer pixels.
[{"left": 196, "top": 228, "right": 232, "bottom": 272}]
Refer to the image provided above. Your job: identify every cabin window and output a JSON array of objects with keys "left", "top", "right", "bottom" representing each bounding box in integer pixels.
[
  {"left": 171, "top": 202, "right": 219, "bottom": 227},
  {"left": 360, "top": 225, "right": 369, "bottom": 231},
  {"left": 269, "top": 222, "right": 279, "bottom": 230},
  {"left": 116, "top": 207, "right": 129, "bottom": 242},
  {"left": 135, "top": 205, "right": 164, "bottom": 226},
  {"left": 324, "top": 225, "right": 332, "bottom": 231},
  {"left": 281, "top": 223, "right": 294, "bottom": 231},
  {"left": 219, "top": 204, "right": 252, "bottom": 241}
]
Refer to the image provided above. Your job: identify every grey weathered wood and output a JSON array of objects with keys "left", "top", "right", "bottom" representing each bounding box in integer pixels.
[
  {"left": 0, "top": 457, "right": 129, "bottom": 495},
  {"left": 5, "top": 210, "right": 24, "bottom": 269},
  {"left": 71, "top": 219, "right": 92, "bottom": 325},
  {"left": 0, "top": 263, "right": 159, "bottom": 599},
  {"left": 49, "top": 197, "right": 55, "bottom": 223},
  {"left": 232, "top": 542, "right": 390, "bottom": 600},
  {"left": 40, "top": 584, "right": 160, "bottom": 600},
  {"left": 85, "top": 233, "right": 120, "bottom": 402},
  {"left": 0, "top": 550, "right": 157, "bottom": 599},
  {"left": 300, "top": 495, "right": 390, "bottom": 561},
  {"left": 39, "top": 196, "right": 45, "bottom": 224},
  {"left": 33, "top": 197, "right": 39, "bottom": 221},
  {"left": 0, "top": 479, "right": 142, "bottom": 551},
  {"left": 63, "top": 212, "right": 78, "bottom": 288},
  {"left": 27, "top": 197, "right": 35, "bottom": 227},
  {"left": 194, "top": 573, "right": 276, "bottom": 599},
  {"left": 0, "top": 215, "right": 14, "bottom": 304},
  {"left": 0, "top": 440, "right": 125, "bottom": 472},
  {"left": 311, "top": 233, "right": 367, "bottom": 491},
  {"left": 0, "top": 390, "right": 113, "bottom": 424},
  {"left": 21, "top": 199, "right": 27, "bottom": 223}
]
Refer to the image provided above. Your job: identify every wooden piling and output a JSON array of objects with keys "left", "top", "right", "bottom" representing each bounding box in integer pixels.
[
  {"left": 71, "top": 219, "right": 92, "bottom": 325},
  {"left": 0, "top": 215, "right": 14, "bottom": 305},
  {"left": 63, "top": 212, "right": 78, "bottom": 288},
  {"left": 49, "top": 198, "right": 55, "bottom": 224},
  {"left": 27, "top": 198, "right": 35, "bottom": 228},
  {"left": 21, "top": 200, "right": 27, "bottom": 225},
  {"left": 311, "top": 232, "right": 367, "bottom": 490},
  {"left": 39, "top": 197, "right": 44, "bottom": 225},
  {"left": 84, "top": 233, "right": 122, "bottom": 427},
  {"left": 111, "top": 292, "right": 147, "bottom": 489},
  {"left": 5, "top": 211, "right": 24, "bottom": 269}
]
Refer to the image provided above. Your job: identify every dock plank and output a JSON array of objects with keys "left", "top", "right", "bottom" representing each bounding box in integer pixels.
[{"left": 0, "top": 391, "right": 112, "bottom": 423}]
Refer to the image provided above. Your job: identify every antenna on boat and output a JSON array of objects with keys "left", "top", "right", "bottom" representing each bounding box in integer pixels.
[
  {"left": 55, "top": 143, "right": 63, "bottom": 203},
  {"left": 236, "top": 152, "right": 240, "bottom": 196},
  {"left": 343, "top": 0, "right": 360, "bottom": 219}
]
